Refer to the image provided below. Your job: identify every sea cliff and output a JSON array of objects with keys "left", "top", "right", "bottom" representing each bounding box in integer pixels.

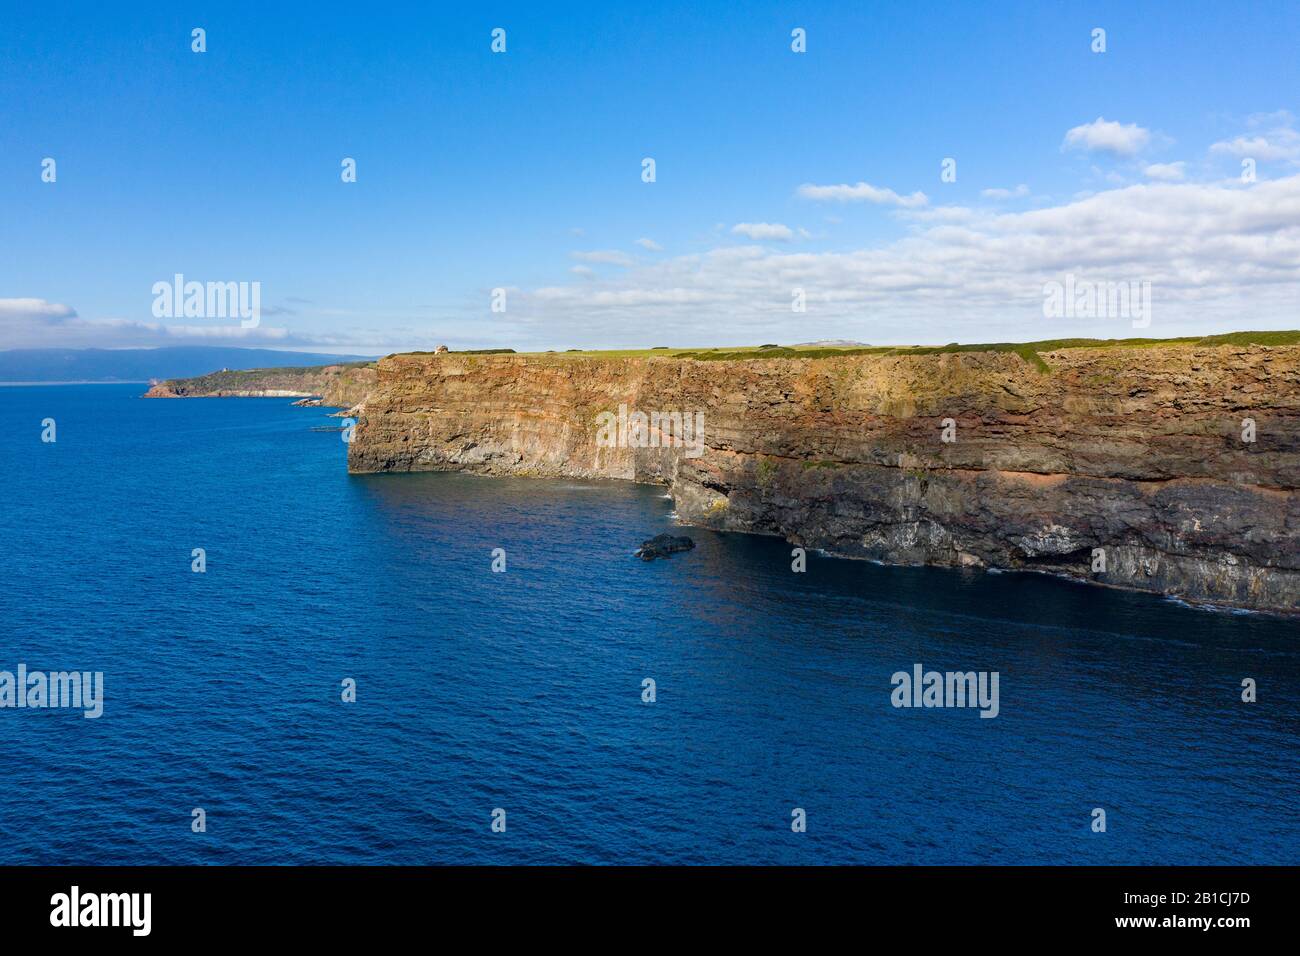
[{"left": 347, "top": 342, "right": 1300, "bottom": 612}]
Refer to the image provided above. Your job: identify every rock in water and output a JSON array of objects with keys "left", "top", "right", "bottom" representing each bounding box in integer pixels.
[{"left": 636, "top": 533, "right": 695, "bottom": 561}]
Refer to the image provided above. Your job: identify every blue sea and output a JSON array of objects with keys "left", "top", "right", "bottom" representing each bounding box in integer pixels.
[{"left": 1, "top": 384, "right": 1296, "bottom": 865}]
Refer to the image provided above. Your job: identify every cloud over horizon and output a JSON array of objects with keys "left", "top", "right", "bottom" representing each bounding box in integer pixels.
[
  {"left": 11, "top": 115, "right": 1300, "bottom": 354},
  {"left": 0, "top": 298, "right": 404, "bottom": 352},
  {"left": 510, "top": 173, "right": 1300, "bottom": 346}
]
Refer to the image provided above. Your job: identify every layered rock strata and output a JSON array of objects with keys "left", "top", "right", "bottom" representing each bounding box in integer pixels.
[{"left": 346, "top": 346, "right": 1300, "bottom": 612}]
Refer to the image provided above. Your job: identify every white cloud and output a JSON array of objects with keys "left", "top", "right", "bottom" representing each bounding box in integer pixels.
[
  {"left": 635, "top": 238, "right": 662, "bottom": 251},
  {"left": 1210, "top": 132, "right": 1300, "bottom": 162},
  {"left": 1144, "top": 162, "right": 1186, "bottom": 181},
  {"left": 570, "top": 249, "right": 634, "bottom": 267},
  {"left": 981, "top": 184, "right": 1030, "bottom": 200},
  {"left": 1208, "top": 112, "right": 1300, "bottom": 164},
  {"left": 1247, "top": 109, "right": 1295, "bottom": 128},
  {"left": 796, "top": 181, "right": 929, "bottom": 208},
  {"left": 0, "top": 297, "right": 78, "bottom": 321},
  {"left": 0, "top": 297, "right": 394, "bottom": 351},
  {"left": 1062, "top": 117, "right": 1151, "bottom": 156},
  {"left": 731, "top": 222, "right": 795, "bottom": 241},
  {"left": 506, "top": 174, "right": 1300, "bottom": 345}
]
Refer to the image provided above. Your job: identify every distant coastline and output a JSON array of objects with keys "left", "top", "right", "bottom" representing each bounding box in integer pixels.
[
  {"left": 0, "top": 346, "right": 377, "bottom": 384},
  {"left": 1, "top": 380, "right": 150, "bottom": 386}
]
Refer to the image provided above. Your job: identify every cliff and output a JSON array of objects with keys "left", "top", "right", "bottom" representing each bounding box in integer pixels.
[
  {"left": 144, "top": 362, "right": 377, "bottom": 409},
  {"left": 348, "top": 341, "right": 1300, "bottom": 613}
]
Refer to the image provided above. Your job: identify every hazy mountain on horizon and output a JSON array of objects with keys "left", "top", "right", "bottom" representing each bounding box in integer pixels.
[{"left": 0, "top": 347, "right": 376, "bottom": 383}]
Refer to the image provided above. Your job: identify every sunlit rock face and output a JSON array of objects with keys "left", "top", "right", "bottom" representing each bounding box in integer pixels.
[{"left": 348, "top": 346, "right": 1300, "bottom": 612}]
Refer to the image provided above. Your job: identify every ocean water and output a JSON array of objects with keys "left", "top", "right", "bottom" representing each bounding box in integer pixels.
[{"left": 1, "top": 383, "right": 1296, "bottom": 865}]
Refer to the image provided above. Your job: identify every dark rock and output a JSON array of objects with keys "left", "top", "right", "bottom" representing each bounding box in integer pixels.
[{"left": 636, "top": 533, "right": 695, "bottom": 560}]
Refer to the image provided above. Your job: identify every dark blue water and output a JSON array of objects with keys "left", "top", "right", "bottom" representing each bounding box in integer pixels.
[{"left": 1, "top": 384, "right": 1296, "bottom": 864}]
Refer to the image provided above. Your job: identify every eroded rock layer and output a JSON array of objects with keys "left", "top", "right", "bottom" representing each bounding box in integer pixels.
[{"left": 349, "top": 347, "right": 1300, "bottom": 612}]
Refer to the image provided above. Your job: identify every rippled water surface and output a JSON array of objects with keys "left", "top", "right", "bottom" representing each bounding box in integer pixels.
[{"left": 1, "top": 384, "right": 1296, "bottom": 864}]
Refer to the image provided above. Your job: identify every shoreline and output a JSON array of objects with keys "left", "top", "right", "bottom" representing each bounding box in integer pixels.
[{"left": 373, "top": 464, "right": 1298, "bottom": 618}]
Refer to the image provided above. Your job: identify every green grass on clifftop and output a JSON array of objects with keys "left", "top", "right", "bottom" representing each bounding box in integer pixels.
[
  {"left": 1195, "top": 330, "right": 1300, "bottom": 347},
  {"left": 157, "top": 332, "right": 1300, "bottom": 390},
  {"left": 160, "top": 361, "right": 374, "bottom": 390},
  {"left": 658, "top": 331, "right": 1300, "bottom": 373},
  {"left": 386, "top": 331, "right": 1300, "bottom": 372}
]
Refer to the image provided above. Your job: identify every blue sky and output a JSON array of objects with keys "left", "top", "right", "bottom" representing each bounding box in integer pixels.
[{"left": 2, "top": 0, "right": 1298, "bottom": 353}]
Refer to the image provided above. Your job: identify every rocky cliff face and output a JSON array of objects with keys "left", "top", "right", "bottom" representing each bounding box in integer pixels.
[
  {"left": 350, "top": 346, "right": 1299, "bottom": 612},
  {"left": 144, "top": 363, "right": 376, "bottom": 409}
]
